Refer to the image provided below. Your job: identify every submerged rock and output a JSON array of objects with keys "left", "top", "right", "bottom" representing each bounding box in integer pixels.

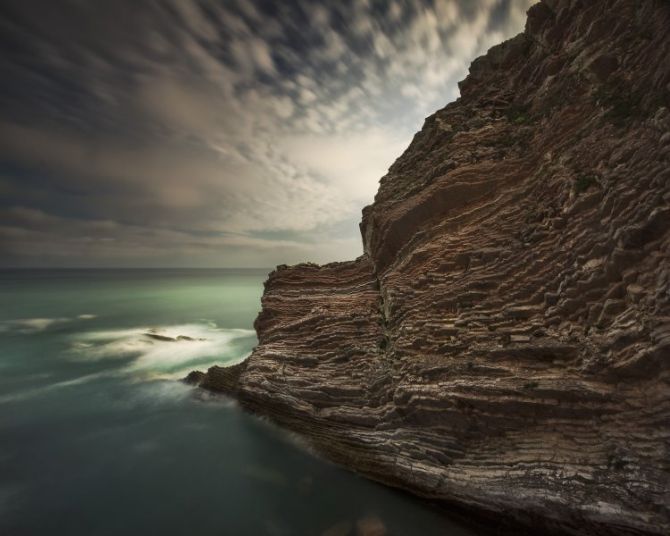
[
  {"left": 144, "top": 333, "right": 177, "bottom": 342},
  {"left": 176, "top": 335, "right": 198, "bottom": 341},
  {"left": 355, "top": 516, "right": 386, "bottom": 536},
  {"left": 194, "top": 1, "right": 670, "bottom": 534},
  {"left": 145, "top": 332, "right": 204, "bottom": 342}
]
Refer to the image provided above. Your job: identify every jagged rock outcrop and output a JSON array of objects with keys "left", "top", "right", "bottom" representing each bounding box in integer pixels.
[{"left": 194, "top": 1, "right": 670, "bottom": 534}]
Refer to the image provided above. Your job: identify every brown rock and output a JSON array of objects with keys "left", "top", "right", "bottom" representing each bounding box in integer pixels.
[
  {"left": 183, "top": 370, "right": 205, "bottom": 385},
  {"left": 588, "top": 54, "right": 619, "bottom": 82},
  {"left": 198, "top": 361, "right": 247, "bottom": 394},
  {"left": 195, "top": 1, "right": 670, "bottom": 534}
]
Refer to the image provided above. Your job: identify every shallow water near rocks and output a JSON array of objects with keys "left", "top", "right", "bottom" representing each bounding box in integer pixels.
[{"left": 0, "top": 269, "right": 475, "bottom": 536}]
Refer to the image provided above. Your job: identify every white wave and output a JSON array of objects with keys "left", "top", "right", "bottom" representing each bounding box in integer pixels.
[
  {"left": 0, "top": 369, "right": 199, "bottom": 406},
  {"left": 2, "top": 314, "right": 97, "bottom": 333},
  {"left": 8, "top": 317, "right": 71, "bottom": 332},
  {"left": 125, "top": 379, "right": 196, "bottom": 404},
  {"left": 0, "top": 371, "right": 112, "bottom": 405},
  {"left": 69, "top": 323, "right": 255, "bottom": 377}
]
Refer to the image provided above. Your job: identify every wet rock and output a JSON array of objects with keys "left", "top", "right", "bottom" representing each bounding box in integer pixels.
[
  {"left": 183, "top": 370, "right": 205, "bottom": 386},
  {"left": 197, "top": 361, "right": 248, "bottom": 395},
  {"left": 144, "top": 332, "right": 177, "bottom": 342},
  {"left": 144, "top": 333, "right": 203, "bottom": 342}
]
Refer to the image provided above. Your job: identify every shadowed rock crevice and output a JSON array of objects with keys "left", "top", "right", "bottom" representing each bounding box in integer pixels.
[{"left": 192, "top": 1, "right": 670, "bottom": 534}]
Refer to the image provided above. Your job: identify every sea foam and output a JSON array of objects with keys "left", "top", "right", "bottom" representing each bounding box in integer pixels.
[
  {"left": 1, "top": 314, "right": 96, "bottom": 333},
  {"left": 70, "top": 323, "right": 255, "bottom": 378}
]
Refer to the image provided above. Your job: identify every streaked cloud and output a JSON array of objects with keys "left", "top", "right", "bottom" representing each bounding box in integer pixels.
[{"left": 0, "top": 0, "right": 534, "bottom": 267}]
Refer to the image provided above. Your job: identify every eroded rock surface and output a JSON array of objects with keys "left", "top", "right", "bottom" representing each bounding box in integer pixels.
[{"left": 195, "top": 1, "right": 670, "bottom": 534}]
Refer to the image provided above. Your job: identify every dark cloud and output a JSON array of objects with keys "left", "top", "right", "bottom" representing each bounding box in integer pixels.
[{"left": 0, "top": 0, "right": 533, "bottom": 267}]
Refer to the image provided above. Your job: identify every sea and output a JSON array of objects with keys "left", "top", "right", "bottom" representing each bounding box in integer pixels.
[{"left": 0, "top": 269, "right": 476, "bottom": 536}]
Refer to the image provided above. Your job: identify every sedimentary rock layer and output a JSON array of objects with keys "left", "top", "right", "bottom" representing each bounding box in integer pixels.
[{"left": 196, "top": 1, "right": 670, "bottom": 533}]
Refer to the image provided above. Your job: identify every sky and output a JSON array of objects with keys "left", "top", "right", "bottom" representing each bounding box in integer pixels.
[{"left": 0, "top": 0, "right": 534, "bottom": 268}]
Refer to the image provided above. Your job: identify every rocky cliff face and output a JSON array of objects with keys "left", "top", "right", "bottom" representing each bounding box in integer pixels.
[{"left": 194, "top": 1, "right": 670, "bottom": 534}]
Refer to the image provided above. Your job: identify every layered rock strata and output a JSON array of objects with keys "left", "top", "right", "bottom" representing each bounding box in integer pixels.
[{"left": 194, "top": 1, "right": 670, "bottom": 534}]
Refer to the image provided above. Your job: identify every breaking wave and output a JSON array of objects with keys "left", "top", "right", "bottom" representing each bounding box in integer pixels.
[{"left": 69, "top": 323, "right": 255, "bottom": 378}]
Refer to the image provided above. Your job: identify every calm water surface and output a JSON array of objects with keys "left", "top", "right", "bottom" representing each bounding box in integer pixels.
[{"left": 0, "top": 269, "right": 475, "bottom": 536}]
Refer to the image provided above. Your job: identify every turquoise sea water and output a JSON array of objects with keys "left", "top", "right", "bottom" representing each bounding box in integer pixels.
[{"left": 0, "top": 269, "right": 474, "bottom": 536}]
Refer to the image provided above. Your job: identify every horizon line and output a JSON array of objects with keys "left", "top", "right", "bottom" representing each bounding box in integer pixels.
[{"left": 0, "top": 266, "right": 274, "bottom": 270}]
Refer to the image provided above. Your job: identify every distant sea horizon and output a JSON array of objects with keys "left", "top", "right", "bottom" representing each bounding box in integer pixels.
[{"left": 0, "top": 266, "right": 274, "bottom": 270}]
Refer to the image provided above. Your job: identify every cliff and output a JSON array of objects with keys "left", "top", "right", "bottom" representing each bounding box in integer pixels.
[{"left": 193, "top": 0, "right": 670, "bottom": 534}]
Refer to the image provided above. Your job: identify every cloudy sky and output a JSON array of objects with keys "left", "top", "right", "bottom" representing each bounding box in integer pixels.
[{"left": 0, "top": 0, "right": 533, "bottom": 268}]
